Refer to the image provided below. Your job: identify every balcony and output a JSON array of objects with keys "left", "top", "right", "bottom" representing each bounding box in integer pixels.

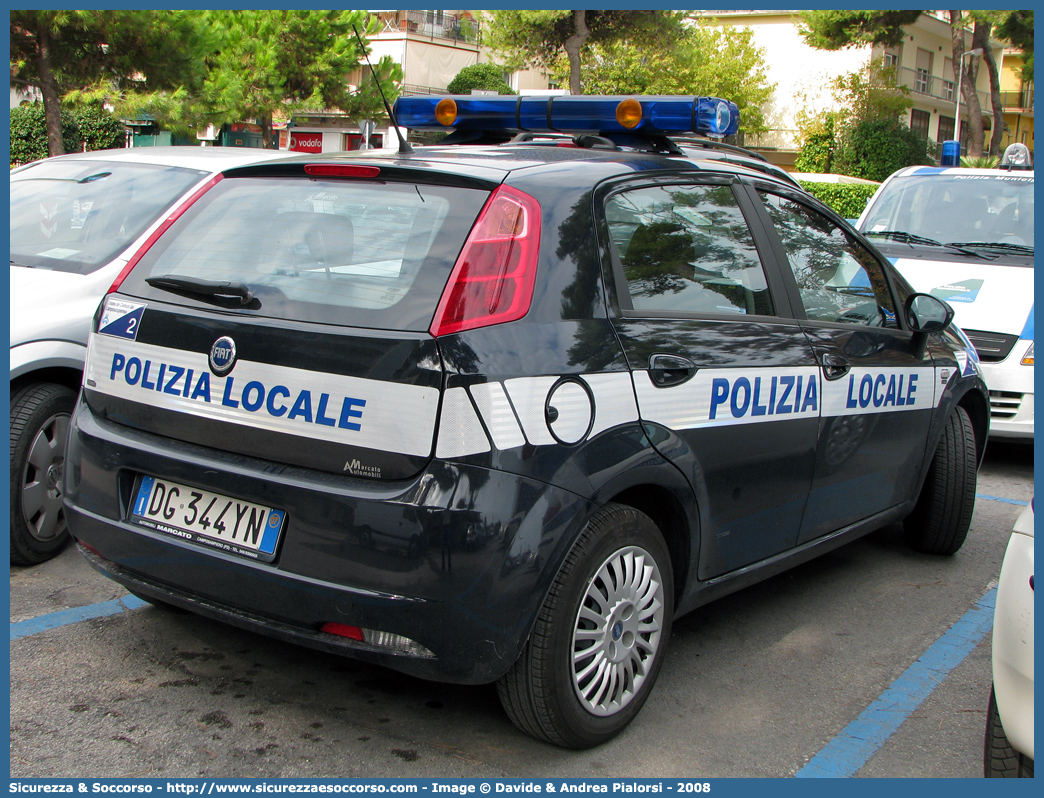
[
  {"left": 400, "top": 84, "right": 447, "bottom": 96},
  {"left": 898, "top": 66, "right": 991, "bottom": 114},
  {"left": 1000, "top": 89, "right": 1034, "bottom": 111},
  {"left": 375, "top": 10, "right": 480, "bottom": 45}
]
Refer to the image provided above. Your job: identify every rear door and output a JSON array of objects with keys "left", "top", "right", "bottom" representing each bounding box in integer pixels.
[
  {"left": 599, "top": 176, "right": 821, "bottom": 580},
  {"left": 84, "top": 170, "right": 492, "bottom": 481}
]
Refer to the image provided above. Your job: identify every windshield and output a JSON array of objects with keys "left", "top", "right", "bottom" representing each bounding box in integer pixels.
[
  {"left": 10, "top": 159, "right": 207, "bottom": 274},
  {"left": 861, "top": 172, "right": 1034, "bottom": 250}
]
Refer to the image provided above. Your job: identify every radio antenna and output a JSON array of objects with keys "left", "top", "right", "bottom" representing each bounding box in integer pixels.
[{"left": 352, "top": 24, "right": 413, "bottom": 155}]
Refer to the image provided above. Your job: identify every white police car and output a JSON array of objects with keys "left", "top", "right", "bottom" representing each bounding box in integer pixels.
[
  {"left": 9, "top": 146, "right": 294, "bottom": 565},
  {"left": 857, "top": 145, "right": 1033, "bottom": 441},
  {"left": 64, "top": 95, "right": 989, "bottom": 748}
]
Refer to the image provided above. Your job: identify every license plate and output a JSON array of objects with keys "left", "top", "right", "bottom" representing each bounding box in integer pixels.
[{"left": 130, "top": 476, "right": 285, "bottom": 561}]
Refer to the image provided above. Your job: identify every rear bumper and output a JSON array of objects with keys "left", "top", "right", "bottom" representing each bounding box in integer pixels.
[{"left": 64, "top": 400, "right": 594, "bottom": 684}]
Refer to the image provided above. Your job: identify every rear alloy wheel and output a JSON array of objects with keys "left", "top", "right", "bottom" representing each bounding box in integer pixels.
[
  {"left": 10, "top": 383, "right": 75, "bottom": 565},
  {"left": 497, "top": 503, "right": 673, "bottom": 748},
  {"left": 904, "top": 405, "right": 977, "bottom": 555},
  {"left": 984, "top": 686, "right": 1034, "bottom": 777}
]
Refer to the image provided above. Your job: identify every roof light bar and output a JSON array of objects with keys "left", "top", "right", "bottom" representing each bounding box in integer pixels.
[{"left": 393, "top": 95, "right": 740, "bottom": 138}]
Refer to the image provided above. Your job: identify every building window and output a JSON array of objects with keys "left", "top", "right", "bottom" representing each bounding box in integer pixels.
[
  {"left": 910, "top": 109, "right": 930, "bottom": 139},
  {"left": 937, "top": 115, "right": 955, "bottom": 142},
  {"left": 942, "top": 57, "right": 955, "bottom": 100},
  {"left": 884, "top": 49, "right": 900, "bottom": 68},
  {"left": 915, "top": 48, "right": 933, "bottom": 95}
]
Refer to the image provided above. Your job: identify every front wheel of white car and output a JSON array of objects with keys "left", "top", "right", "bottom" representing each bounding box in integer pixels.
[
  {"left": 985, "top": 686, "right": 1034, "bottom": 777},
  {"left": 10, "top": 382, "right": 75, "bottom": 565},
  {"left": 497, "top": 503, "right": 673, "bottom": 748}
]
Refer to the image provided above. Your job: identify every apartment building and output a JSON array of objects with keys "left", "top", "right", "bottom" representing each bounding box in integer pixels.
[
  {"left": 699, "top": 10, "right": 1024, "bottom": 167},
  {"left": 999, "top": 48, "right": 1035, "bottom": 153}
]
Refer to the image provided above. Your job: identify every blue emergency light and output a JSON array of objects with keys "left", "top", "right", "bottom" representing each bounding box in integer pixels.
[{"left": 393, "top": 95, "right": 740, "bottom": 138}]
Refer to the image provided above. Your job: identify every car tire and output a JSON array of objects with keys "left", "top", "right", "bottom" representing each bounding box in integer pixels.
[
  {"left": 985, "top": 686, "right": 1034, "bottom": 777},
  {"left": 10, "top": 383, "right": 76, "bottom": 566},
  {"left": 496, "top": 503, "right": 673, "bottom": 748},
  {"left": 904, "top": 405, "right": 976, "bottom": 555}
]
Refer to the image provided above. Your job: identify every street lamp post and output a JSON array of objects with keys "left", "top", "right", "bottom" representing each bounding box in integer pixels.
[{"left": 952, "top": 47, "right": 984, "bottom": 154}]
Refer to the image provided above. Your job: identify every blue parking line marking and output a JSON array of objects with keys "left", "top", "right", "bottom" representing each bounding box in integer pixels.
[
  {"left": 795, "top": 587, "right": 996, "bottom": 778},
  {"left": 9, "top": 594, "right": 149, "bottom": 642},
  {"left": 976, "top": 493, "right": 1030, "bottom": 507}
]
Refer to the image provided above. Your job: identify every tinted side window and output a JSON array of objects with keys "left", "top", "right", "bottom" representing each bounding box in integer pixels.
[
  {"left": 606, "top": 183, "right": 774, "bottom": 316},
  {"left": 760, "top": 193, "right": 898, "bottom": 328}
]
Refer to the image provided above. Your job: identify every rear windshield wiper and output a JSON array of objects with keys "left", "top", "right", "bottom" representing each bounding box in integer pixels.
[
  {"left": 146, "top": 274, "right": 257, "bottom": 307},
  {"left": 864, "top": 230, "right": 996, "bottom": 259},
  {"left": 945, "top": 241, "right": 1034, "bottom": 256}
]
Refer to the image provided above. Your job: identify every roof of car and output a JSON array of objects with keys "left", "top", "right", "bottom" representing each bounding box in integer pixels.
[
  {"left": 14, "top": 146, "right": 295, "bottom": 174},
  {"left": 226, "top": 141, "right": 801, "bottom": 190},
  {"left": 886, "top": 165, "right": 1034, "bottom": 179}
]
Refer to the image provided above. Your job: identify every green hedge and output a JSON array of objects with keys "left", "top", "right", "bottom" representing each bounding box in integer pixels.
[
  {"left": 832, "top": 119, "right": 931, "bottom": 182},
  {"left": 798, "top": 181, "right": 879, "bottom": 220},
  {"left": 10, "top": 103, "right": 124, "bottom": 166},
  {"left": 447, "top": 63, "right": 516, "bottom": 95},
  {"left": 75, "top": 105, "right": 125, "bottom": 151},
  {"left": 10, "top": 104, "right": 80, "bottom": 165}
]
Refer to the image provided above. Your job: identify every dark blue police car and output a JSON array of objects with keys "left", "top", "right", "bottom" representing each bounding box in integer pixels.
[{"left": 65, "top": 95, "right": 989, "bottom": 748}]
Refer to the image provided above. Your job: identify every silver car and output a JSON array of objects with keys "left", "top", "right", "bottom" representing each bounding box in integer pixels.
[{"left": 10, "top": 146, "right": 294, "bottom": 565}]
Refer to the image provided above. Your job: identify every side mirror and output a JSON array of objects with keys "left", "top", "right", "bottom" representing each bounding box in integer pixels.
[{"left": 905, "top": 293, "right": 954, "bottom": 333}]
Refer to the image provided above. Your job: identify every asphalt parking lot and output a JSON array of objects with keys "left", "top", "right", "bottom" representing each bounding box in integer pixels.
[{"left": 10, "top": 441, "right": 1033, "bottom": 779}]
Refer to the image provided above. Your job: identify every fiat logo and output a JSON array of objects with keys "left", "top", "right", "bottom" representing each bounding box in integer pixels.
[{"left": 209, "top": 336, "right": 237, "bottom": 376}]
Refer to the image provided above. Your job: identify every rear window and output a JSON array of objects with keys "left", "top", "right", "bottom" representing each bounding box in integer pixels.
[
  {"left": 10, "top": 160, "right": 207, "bottom": 274},
  {"left": 122, "top": 177, "right": 489, "bottom": 331}
]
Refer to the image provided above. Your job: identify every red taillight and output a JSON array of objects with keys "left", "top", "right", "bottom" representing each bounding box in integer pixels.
[
  {"left": 106, "top": 174, "right": 224, "bottom": 295},
  {"left": 429, "top": 184, "right": 541, "bottom": 337},
  {"left": 304, "top": 164, "right": 381, "bottom": 178},
  {"left": 320, "top": 622, "right": 365, "bottom": 641}
]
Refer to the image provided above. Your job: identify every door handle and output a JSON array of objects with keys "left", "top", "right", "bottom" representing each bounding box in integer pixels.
[
  {"left": 648, "top": 354, "right": 697, "bottom": 388},
  {"left": 820, "top": 353, "right": 851, "bottom": 381}
]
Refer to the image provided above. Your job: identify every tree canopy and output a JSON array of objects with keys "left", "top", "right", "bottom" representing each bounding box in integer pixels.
[
  {"left": 798, "top": 10, "right": 923, "bottom": 50},
  {"left": 196, "top": 10, "right": 400, "bottom": 147},
  {"left": 558, "top": 23, "right": 774, "bottom": 138},
  {"left": 797, "top": 9, "right": 1028, "bottom": 158},
  {"left": 447, "top": 63, "right": 516, "bottom": 96},
  {"left": 997, "top": 10, "right": 1033, "bottom": 82},
  {"left": 794, "top": 61, "right": 929, "bottom": 180},
  {"left": 10, "top": 10, "right": 214, "bottom": 155},
  {"left": 11, "top": 10, "right": 401, "bottom": 154},
  {"left": 483, "top": 10, "right": 684, "bottom": 94}
]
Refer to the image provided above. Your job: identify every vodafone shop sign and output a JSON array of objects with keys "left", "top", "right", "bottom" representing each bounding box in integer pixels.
[{"left": 290, "top": 133, "right": 323, "bottom": 153}]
